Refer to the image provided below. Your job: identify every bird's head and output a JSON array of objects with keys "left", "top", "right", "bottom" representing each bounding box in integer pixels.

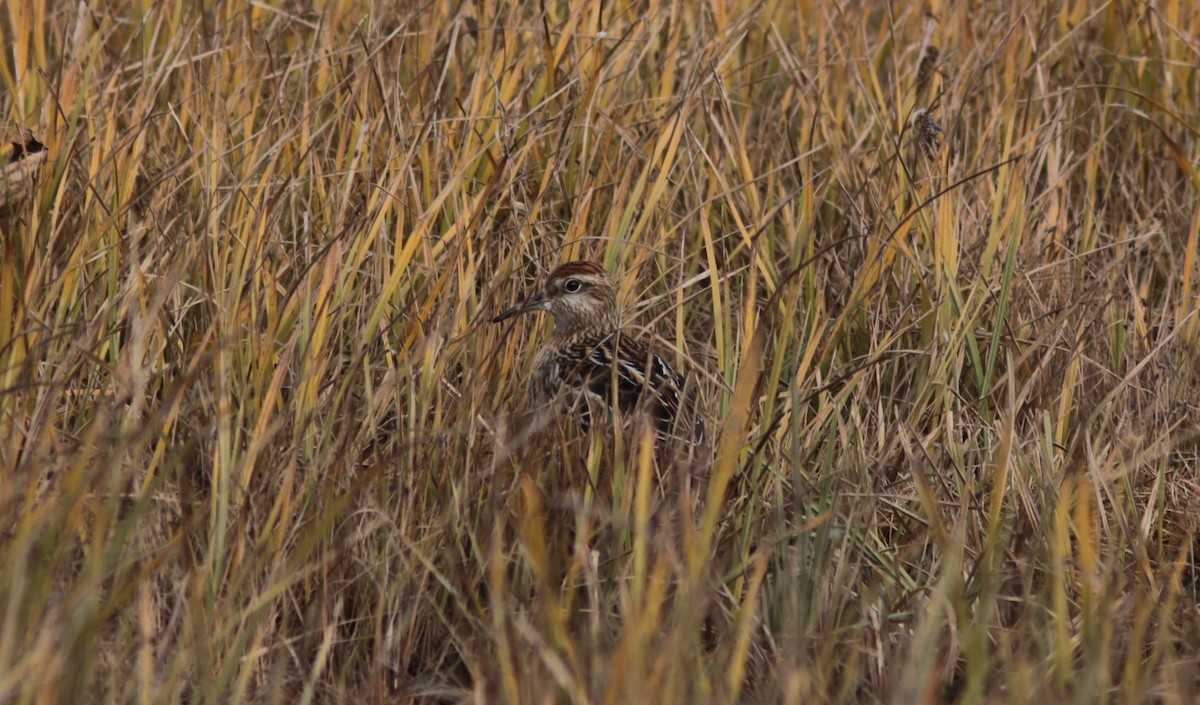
[{"left": 492, "top": 261, "right": 619, "bottom": 334}]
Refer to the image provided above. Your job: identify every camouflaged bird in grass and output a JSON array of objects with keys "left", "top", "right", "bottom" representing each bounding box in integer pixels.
[{"left": 493, "top": 261, "right": 704, "bottom": 446}]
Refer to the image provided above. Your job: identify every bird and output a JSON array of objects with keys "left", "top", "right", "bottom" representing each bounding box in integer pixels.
[{"left": 492, "top": 261, "right": 703, "bottom": 445}]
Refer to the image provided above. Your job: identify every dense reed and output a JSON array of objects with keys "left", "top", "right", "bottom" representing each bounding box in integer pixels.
[{"left": 2, "top": 1, "right": 1198, "bottom": 702}]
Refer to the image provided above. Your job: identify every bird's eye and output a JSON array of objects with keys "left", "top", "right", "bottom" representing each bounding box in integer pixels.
[{"left": 564, "top": 279, "right": 582, "bottom": 293}]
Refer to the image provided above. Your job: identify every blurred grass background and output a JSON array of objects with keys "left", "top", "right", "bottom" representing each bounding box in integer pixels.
[{"left": 2, "top": 0, "right": 1199, "bottom": 702}]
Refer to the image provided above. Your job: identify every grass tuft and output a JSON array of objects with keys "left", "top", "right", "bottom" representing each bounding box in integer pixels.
[{"left": 2, "top": 1, "right": 1199, "bottom": 702}]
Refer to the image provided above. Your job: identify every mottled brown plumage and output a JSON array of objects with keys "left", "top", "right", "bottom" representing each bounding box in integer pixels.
[{"left": 493, "top": 262, "right": 702, "bottom": 444}]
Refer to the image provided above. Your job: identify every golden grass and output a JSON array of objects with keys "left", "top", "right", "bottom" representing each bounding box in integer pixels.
[{"left": 2, "top": 0, "right": 1199, "bottom": 702}]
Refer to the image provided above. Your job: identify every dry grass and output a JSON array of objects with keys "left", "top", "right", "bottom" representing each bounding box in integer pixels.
[{"left": 2, "top": 0, "right": 1199, "bottom": 702}]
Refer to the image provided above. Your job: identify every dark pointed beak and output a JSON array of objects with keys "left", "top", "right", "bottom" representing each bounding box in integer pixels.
[{"left": 492, "top": 291, "right": 547, "bottom": 323}]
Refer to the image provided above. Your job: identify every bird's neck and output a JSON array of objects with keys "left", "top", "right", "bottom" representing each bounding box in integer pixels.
[{"left": 551, "top": 311, "right": 619, "bottom": 341}]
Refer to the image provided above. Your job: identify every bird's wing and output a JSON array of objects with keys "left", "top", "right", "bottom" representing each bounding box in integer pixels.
[{"left": 558, "top": 332, "right": 692, "bottom": 438}]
